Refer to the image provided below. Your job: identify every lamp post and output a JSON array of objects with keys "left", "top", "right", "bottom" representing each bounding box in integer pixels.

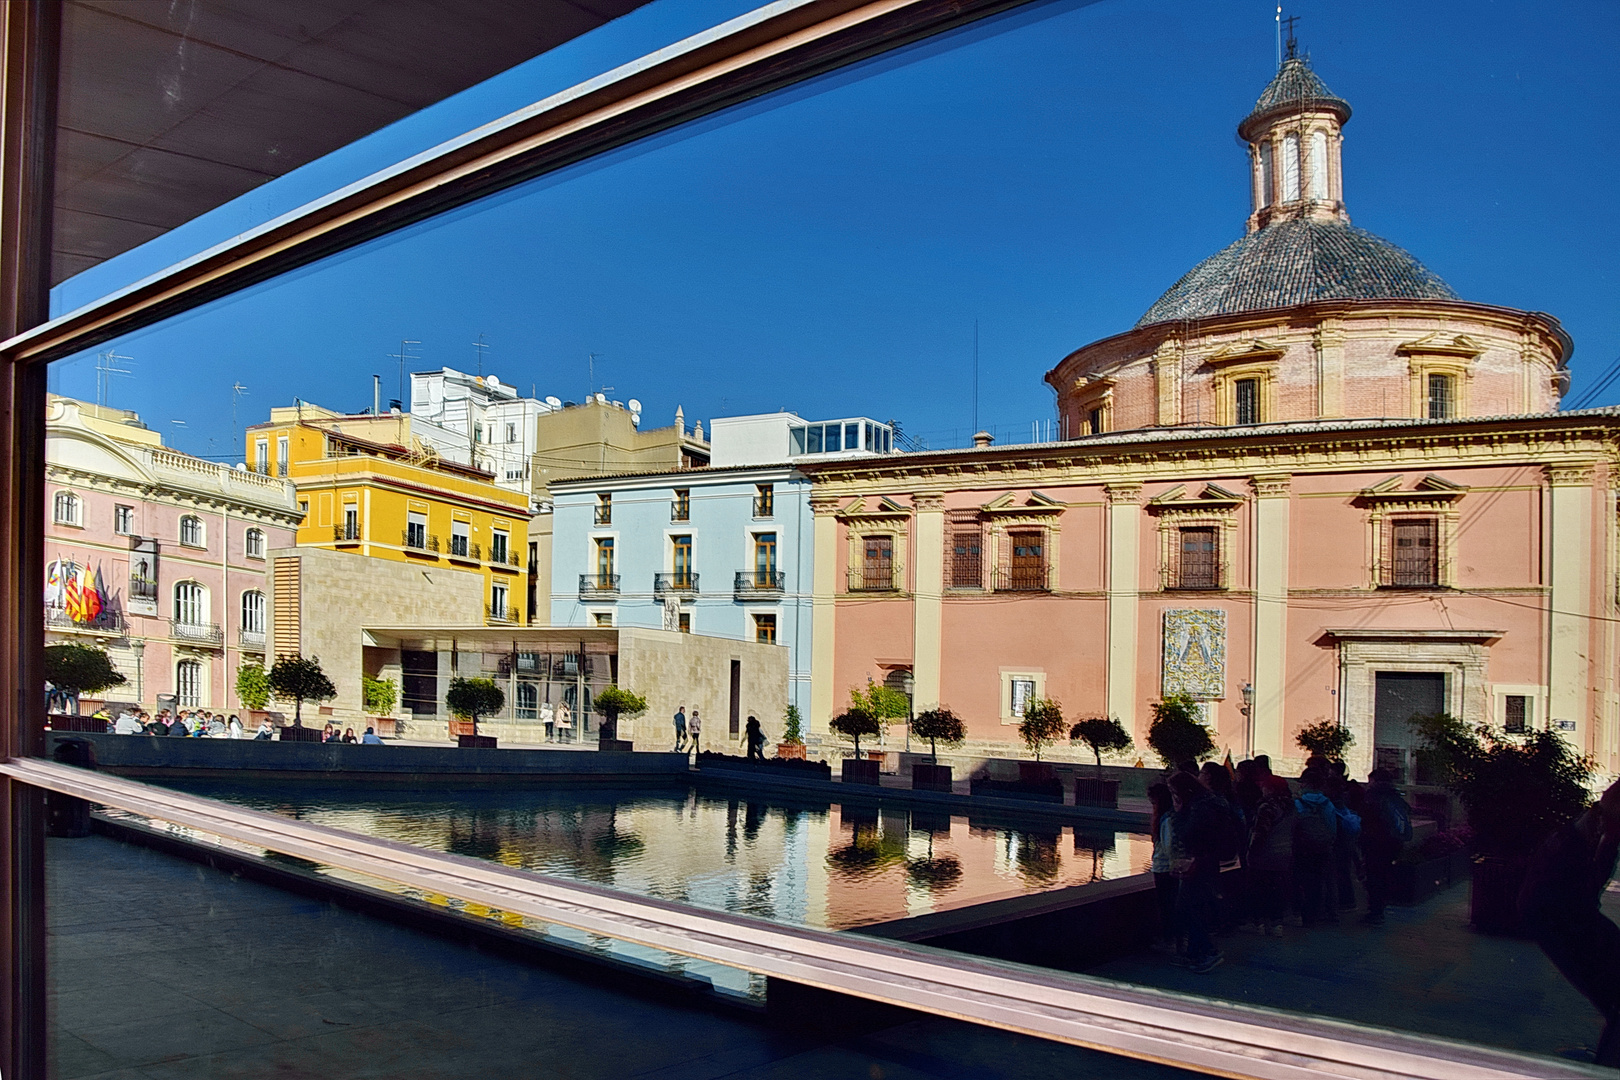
[
  {"left": 1240, "top": 682, "right": 1254, "bottom": 758},
  {"left": 902, "top": 670, "right": 914, "bottom": 754}
]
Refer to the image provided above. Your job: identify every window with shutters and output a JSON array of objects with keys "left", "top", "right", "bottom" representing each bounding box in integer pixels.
[
  {"left": 1386, "top": 517, "right": 1439, "bottom": 588},
  {"left": 176, "top": 660, "right": 204, "bottom": 708},
  {"left": 854, "top": 535, "right": 894, "bottom": 591},
  {"left": 948, "top": 526, "right": 983, "bottom": 589},
  {"left": 997, "top": 531, "right": 1048, "bottom": 592},
  {"left": 1504, "top": 695, "right": 1528, "bottom": 734},
  {"left": 1175, "top": 526, "right": 1220, "bottom": 589}
]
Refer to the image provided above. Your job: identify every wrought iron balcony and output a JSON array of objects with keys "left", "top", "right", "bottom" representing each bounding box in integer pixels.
[
  {"left": 670, "top": 502, "right": 690, "bottom": 523},
  {"left": 333, "top": 521, "right": 361, "bottom": 543},
  {"left": 848, "top": 567, "right": 897, "bottom": 592},
  {"left": 594, "top": 506, "right": 612, "bottom": 526},
  {"left": 239, "top": 628, "right": 266, "bottom": 649},
  {"left": 579, "top": 573, "right": 620, "bottom": 599},
  {"left": 752, "top": 495, "right": 774, "bottom": 518},
  {"left": 44, "top": 605, "right": 125, "bottom": 635},
  {"left": 402, "top": 530, "right": 440, "bottom": 554},
  {"left": 486, "top": 605, "right": 521, "bottom": 624},
  {"left": 993, "top": 565, "right": 1050, "bottom": 592},
  {"left": 653, "top": 573, "right": 699, "bottom": 599},
  {"left": 734, "top": 571, "right": 785, "bottom": 599},
  {"left": 448, "top": 537, "right": 482, "bottom": 562},
  {"left": 171, "top": 619, "right": 224, "bottom": 646}
]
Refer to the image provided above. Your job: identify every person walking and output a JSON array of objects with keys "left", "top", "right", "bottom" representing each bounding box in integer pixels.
[
  {"left": 745, "top": 716, "right": 765, "bottom": 760},
  {"left": 687, "top": 709, "right": 701, "bottom": 756},
  {"left": 1292, "top": 767, "right": 1340, "bottom": 927},
  {"left": 1359, "top": 768, "right": 1412, "bottom": 925},
  {"left": 1168, "top": 771, "right": 1224, "bottom": 973},
  {"left": 673, "top": 705, "right": 687, "bottom": 752},
  {"left": 1147, "top": 782, "right": 1181, "bottom": 955},
  {"left": 1521, "top": 780, "right": 1620, "bottom": 1067}
]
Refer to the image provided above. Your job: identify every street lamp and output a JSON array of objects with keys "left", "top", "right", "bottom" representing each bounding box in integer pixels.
[
  {"left": 902, "top": 670, "right": 915, "bottom": 754},
  {"left": 1240, "top": 682, "right": 1254, "bottom": 758}
]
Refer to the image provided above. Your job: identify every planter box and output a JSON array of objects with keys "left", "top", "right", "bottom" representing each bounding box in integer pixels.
[
  {"left": 842, "top": 759, "right": 882, "bottom": 786},
  {"left": 775, "top": 742, "right": 807, "bottom": 760},
  {"left": 911, "top": 763, "right": 953, "bottom": 792},
  {"left": 457, "top": 734, "right": 498, "bottom": 749},
  {"left": 449, "top": 720, "right": 477, "bottom": 738},
  {"left": 597, "top": 738, "right": 634, "bottom": 752},
  {"left": 699, "top": 753, "right": 831, "bottom": 780},
  {"left": 277, "top": 724, "right": 324, "bottom": 743},
  {"left": 970, "top": 777, "right": 1064, "bottom": 804},
  {"left": 369, "top": 716, "right": 397, "bottom": 737},
  {"left": 1074, "top": 777, "right": 1121, "bottom": 809},
  {"left": 1389, "top": 850, "right": 1470, "bottom": 906},
  {"left": 1470, "top": 855, "right": 1529, "bottom": 936}
]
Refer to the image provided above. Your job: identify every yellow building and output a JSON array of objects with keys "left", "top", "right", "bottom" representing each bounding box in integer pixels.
[{"left": 247, "top": 404, "right": 531, "bottom": 629}]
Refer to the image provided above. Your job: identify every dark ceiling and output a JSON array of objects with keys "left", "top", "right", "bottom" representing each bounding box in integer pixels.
[{"left": 54, "top": 0, "right": 651, "bottom": 285}]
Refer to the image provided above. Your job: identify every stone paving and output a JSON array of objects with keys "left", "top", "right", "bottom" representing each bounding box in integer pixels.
[{"left": 47, "top": 834, "right": 1203, "bottom": 1080}]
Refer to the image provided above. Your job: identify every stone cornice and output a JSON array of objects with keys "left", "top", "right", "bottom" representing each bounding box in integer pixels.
[
  {"left": 1250, "top": 474, "right": 1292, "bottom": 498},
  {"left": 1546, "top": 462, "right": 1598, "bottom": 487}
]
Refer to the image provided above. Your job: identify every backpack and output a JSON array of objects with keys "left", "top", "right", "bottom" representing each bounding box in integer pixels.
[
  {"left": 1336, "top": 807, "right": 1361, "bottom": 842},
  {"left": 1293, "top": 796, "right": 1336, "bottom": 856},
  {"left": 1366, "top": 788, "right": 1413, "bottom": 843}
]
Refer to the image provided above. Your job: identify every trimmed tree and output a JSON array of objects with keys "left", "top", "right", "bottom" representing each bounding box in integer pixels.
[
  {"left": 830, "top": 706, "right": 881, "bottom": 758},
  {"left": 1296, "top": 719, "right": 1354, "bottom": 761},
  {"left": 910, "top": 707, "right": 966, "bottom": 764},
  {"left": 268, "top": 654, "right": 336, "bottom": 728},
  {"left": 1018, "top": 698, "right": 1066, "bottom": 762},
  {"left": 235, "top": 662, "right": 271, "bottom": 711},
  {"left": 44, "top": 643, "right": 126, "bottom": 713},
  {"left": 446, "top": 677, "right": 506, "bottom": 737},
  {"left": 362, "top": 674, "right": 398, "bottom": 716},
  {"left": 591, "top": 685, "right": 647, "bottom": 742},
  {"left": 1070, "top": 715, "right": 1134, "bottom": 780},
  {"left": 1146, "top": 693, "right": 1216, "bottom": 769},
  {"left": 851, "top": 679, "right": 911, "bottom": 727}
]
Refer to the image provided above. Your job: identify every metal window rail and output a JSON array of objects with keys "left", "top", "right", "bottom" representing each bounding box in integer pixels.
[{"left": 1, "top": 758, "right": 1599, "bottom": 1080}]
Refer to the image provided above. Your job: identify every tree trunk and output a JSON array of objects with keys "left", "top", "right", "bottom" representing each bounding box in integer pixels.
[{"left": 293, "top": 698, "right": 302, "bottom": 727}]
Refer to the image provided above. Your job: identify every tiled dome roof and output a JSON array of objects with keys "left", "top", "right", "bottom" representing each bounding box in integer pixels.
[
  {"left": 1135, "top": 218, "right": 1458, "bottom": 328},
  {"left": 1237, "top": 57, "right": 1351, "bottom": 142}
]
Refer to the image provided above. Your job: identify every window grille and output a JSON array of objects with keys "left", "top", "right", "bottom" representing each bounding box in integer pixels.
[
  {"left": 1235, "top": 378, "right": 1261, "bottom": 425},
  {"left": 1427, "top": 373, "right": 1454, "bottom": 420},
  {"left": 1504, "top": 695, "right": 1528, "bottom": 734},
  {"left": 949, "top": 528, "right": 982, "bottom": 588},
  {"left": 1388, "top": 517, "right": 1439, "bottom": 587},
  {"left": 1176, "top": 526, "right": 1220, "bottom": 589}
]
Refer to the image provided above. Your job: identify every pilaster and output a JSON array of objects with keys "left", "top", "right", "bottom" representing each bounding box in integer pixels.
[
  {"left": 1151, "top": 343, "right": 1181, "bottom": 427},
  {"left": 1105, "top": 483, "right": 1143, "bottom": 732},
  {"left": 808, "top": 496, "right": 841, "bottom": 735},
  {"left": 1313, "top": 320, "right": 1345, "bottom": 418},
  {"left": 1250, "top": 474, "right": 1291, "bottom": 758},
  {"left": 911, "top": 493, "right": 945, "bottom": 711},
  {"left": 1547, "top": 464, "right": 1595, "bottom": 742}
]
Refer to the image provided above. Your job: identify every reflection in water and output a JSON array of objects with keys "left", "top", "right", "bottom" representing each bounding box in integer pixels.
[{"left": 164, "top": 781, "right": 1150, "bottom": 930}]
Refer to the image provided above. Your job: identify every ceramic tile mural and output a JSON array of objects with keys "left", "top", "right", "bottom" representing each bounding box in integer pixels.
[{"left": 1162, "top": 609, "right": 1226, "bottom": 699}]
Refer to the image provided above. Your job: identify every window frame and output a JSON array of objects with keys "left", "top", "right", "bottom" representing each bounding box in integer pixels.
[
  {"left": 244, "top": 527, "right": 266, "bottom": 559},
  {"left": 113, "top": 504, "right": 134, "bottom": 535},
  {"left": 240, "top": 590, "right": 266, "bottom": 635},
  {"left": 179, "top": 514, "right": 205, "bottom": 549},
  {"left": 51, "top": 490, "right": 80, "bottom": 527}
]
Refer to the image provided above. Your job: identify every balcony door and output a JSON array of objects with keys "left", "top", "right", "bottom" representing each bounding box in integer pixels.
[
  {"left": 1008, "top": 531, "right": 1045, "bottom": 590},
  {"left": 671, "top": 535, "right": 693, "bottom": 588},
  {"left": 862, "top": 535, "right": 892, "bottom": 590},
  {"left": 754, "top": 533, "right": 777, "bottom": 586}
]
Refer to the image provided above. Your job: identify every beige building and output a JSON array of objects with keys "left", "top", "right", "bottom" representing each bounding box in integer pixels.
[{"left": 531, "top": 399, "right": 709, "bottom": 499}]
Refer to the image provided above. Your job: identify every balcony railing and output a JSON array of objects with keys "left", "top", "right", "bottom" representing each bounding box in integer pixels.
[
  {"left": 44, "top": 605, "right": 125, "bottom": 635},
  {"left": 594, "top": 506, "right": 612, "bottom": 526},
  {"left": 239, "top": 628, "right": 266, "bottom": 649},
  {"left": 486, "top": 605, "right": 521, "bottom": 624},
  {"left": 994, "top": 565, "right": 1050, "bottom": 592},
  {"left": 402, "top": 530, "right": 440, "bottom": 554},
  {"left": 752, "top": 496, "right": 774, "bottom": 518},
  {"left": 671, "top": 503, "right": 690, "bottom": 523},
  {"left": 653, "top": 573, "right": 699, "bottom": 599},
  {"left": 734, "top": 571, "right": 785, "bottom": 598},
  {"left": 848, "top": 567, "right": 897, "bottom": 592},
  {"left": 333, "top": 522, "right": 361, "bottom": 543},
  {"left": 171, "top": 619, "right": 224, "bottom": 646},
  {"left": 448, "top": 538, "right": 482, "bottom": 562},
  {"left": 579, "top": 573, "right": 620, "bottom": 599}
]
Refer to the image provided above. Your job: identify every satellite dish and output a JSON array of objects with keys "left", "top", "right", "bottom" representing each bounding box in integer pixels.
[
  {"left": 234, "top": 462, "right": 247, "bottom": 471},
  {"left": 486, "top": 375, "right": 500, "bottom": 388},
  {"left": 595, "top": 392, "right": 606, "bottom": 404},
  {"left": 544, "top": 396, "right": 563, "bottom": 409},
  {"left": 627, "top": 399, "right": 642, "bottom": 414}
]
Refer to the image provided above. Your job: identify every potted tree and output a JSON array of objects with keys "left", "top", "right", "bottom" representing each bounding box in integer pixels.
[
  {"left": 1070, "top": 715, "right": 1133, "bottom": 808},
  {"left": 591, "top": 685, "right": 647, "bottom": 751},
  {"left": 44, "top": 643, "right": 126, "bottom": 730},
  {"left": 831, "top": 707, "right": 882, "bottom": 784},
  {"left": 776, "top": 704, "right": 807, "bottom": 760},
  {"left": 1017, "top": 697, "right": 1065, "bottom": 785},
  {"left": 362, "top": 674, "right": 399, "bottom": 737},
  {"left": 850, "top": 679, "right": 910, "bottom": 763},
  {"left": 1296, "top": 718, "right": 1354, "bottom": 762},
  {"left": 236, "top": 661, "right": 271, "bottom": 726},
  {"left": 1146, "top": 693, "right": 1216, "bottom": 769},
  {"left": 446, "top": 676, "right": 504, "bottom": 748},
  {"left": 909, "top": 707, "right": 965, "bottom": 792},
  {"left": 267, "top": 654, "right": 335, "bottom": 741},
  {"left": 1416, "top": 713, "right": 1592, "bottom": 935}
]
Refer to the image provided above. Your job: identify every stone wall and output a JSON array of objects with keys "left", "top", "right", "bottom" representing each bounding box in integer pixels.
[{"left": 618, "top": 626, "right": 789, "bottom": 752}]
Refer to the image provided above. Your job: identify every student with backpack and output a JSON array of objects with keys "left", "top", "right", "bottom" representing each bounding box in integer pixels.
[
  {"left": 1247, "top": 771, "right": 1296, "bottom": 936},
  {"left": 1168, "top": 772, "right": 1225, "bottom": 973},
  {"left": 1293, "top": 767, "right": 1340, "bottom": 927},
  {"left": 1360, "top": 767, "right": 1413, "bottom": 924}
]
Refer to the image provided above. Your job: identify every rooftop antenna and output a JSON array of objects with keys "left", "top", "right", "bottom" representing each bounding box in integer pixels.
[
  {"left": 972, "top": 320, "right": 980, "bottom": 438},
  {"left": 230, "top": 382, "right": 249, "bottom": 458},
  {"left": 472, "top": 333, "right": 489, "bottom": 377},
  {"left": 94, "top": 349, "right": 133, "bottom": 408},
  {"left": 587, "top": 351, "right": 604, "bottom": 399},
  {"left": 389, "top": 339, "right": 421, "bottom": 412},
  {"left": 1275, "top": 5, "right": 1282, "bottom": 69}
]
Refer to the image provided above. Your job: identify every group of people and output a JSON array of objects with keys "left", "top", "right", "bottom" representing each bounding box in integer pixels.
[
  {"left": 316, "top": 723, "right": 383, "bottom": 744},
  {"left": 1147, "top": 753, "right": 1413, "bottom": 974},
  {"left": 102, "top": 707, "right": 250, "bottom": 739},
  {"left": 671, "top": 705, "right": 702, "bottom": 753}
]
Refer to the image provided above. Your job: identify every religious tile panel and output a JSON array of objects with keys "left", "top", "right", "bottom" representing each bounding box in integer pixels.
[{"left": 1162, "top": 608, "right": 1226, "bottom": 700}]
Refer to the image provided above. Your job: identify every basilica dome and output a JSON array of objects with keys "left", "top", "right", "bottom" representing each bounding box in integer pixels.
[{"left": 1135, "top": 217, "right": 1458, "bottom": 328}]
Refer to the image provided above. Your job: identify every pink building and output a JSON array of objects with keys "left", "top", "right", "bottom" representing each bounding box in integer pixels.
[
  {"left": 44, "top": 397, "right": 300, "bottom": 712},
  {"left": 799, "top": 57, "right": 1618, "bottom": 782}
]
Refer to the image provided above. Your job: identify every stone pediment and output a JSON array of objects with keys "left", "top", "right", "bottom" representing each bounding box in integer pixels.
[
  {"left": 1148, "top": 483, "right": 1246, "bottom": 513},
  {"left": 836, "top": 496, "right": 911, "bottom": 524},
  {"left": 1354, "top": 474, "right": 1468, "bottom": 507},
  {"left": 1396, "top": 333, "right": 1485, "bottom": 360},
  {"left": 1200, "top": 340, "right": 1287, "bottom": 369},
  {"left": 982, "top": 491, "right": 1064, "bottom": 515}
]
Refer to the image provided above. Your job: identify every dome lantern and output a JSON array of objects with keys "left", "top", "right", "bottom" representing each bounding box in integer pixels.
[{"left": 1241, "top": 50, "right": 1351, "bottom": 234}]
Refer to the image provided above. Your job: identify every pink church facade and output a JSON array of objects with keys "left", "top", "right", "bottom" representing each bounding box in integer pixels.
[{"left": 44, "top": 397, "right": 300, "bottom": 713}]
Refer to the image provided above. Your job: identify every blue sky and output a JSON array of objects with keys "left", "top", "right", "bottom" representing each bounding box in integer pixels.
[{"left": 48, "top": 0, "right": 1620, "bottom": 460}]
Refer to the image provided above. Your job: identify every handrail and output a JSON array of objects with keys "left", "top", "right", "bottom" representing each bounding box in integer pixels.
[{"left": 1, "top": 758, "right": 1597, "bottom": 1080}]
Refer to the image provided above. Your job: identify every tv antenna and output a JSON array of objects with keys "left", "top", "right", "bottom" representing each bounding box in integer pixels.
[
  {"left": 230, "top": 382, "right": 249, "bottom": 459},
  {"left": 588, "top": 351, "right": 605, "bottom": 398},
  {"left": 95, "top": 349, "right": 134, "bottom": 407},
  {"left": 389, "top": 339, "right": 421, "bottom": 411},
  {"left": 472, "top": 333, "right": 489, "bottom": 377}
]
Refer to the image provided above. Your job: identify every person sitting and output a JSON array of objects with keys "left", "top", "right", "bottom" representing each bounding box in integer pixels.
[
  {"left": 360, "top": 726, "right": 384, "bottom": 745},
  {"left": 341, "top": 727, "right": 357, "bottom": 743},
  {"left": 113, "top": 711, "right": 143, "bottom": 736},
  {"left": 253, "top": 719, "right": 275, "bottom": 740},
  {"left": 226, "top": 714, "right": 244, "bottom": 739},
  {"left": 321, "top": 723, "right": 336, "bottom": 743}
]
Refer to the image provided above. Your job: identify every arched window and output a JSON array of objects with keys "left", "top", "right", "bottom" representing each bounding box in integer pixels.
[
  {"left": 241, "top": 591, "right": 265, "bottom": 634},
  {"left": 174, "top": 581, "right": 208, "bottom": 627},
  {"left": 1258, "top": 142, "right": 1274, "bottom": 208},
  {"left": 53, "top": 491, "right": 81, "bottom": 526},
  {"left": 176, "top": 660, "right": 203, "bottom": 708},
  {"left": 244, "top": 528, "right": 266, "bottom": 559},
  {"left": 516, "top": 682, "right": 538, "bottom": 719},
  {"left": 1309, "top": 129, "right": 1329, "bottom": 199},
  {"left": 1282, "top": 133, "right": 1301, "bottom": 201},
  {"left": 180, "top": 515, "right": 205, "bottom": 547}
]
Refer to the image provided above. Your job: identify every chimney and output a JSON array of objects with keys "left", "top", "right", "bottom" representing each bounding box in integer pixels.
[{"left": 972, "top": 430, "right": 994, "bottom": 448}]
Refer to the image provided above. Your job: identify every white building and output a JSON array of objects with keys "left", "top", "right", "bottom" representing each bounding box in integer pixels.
[
  {"left": 708, "top": 412, "right": 896, "bottom": 468},
  {"left": 409, "top": 367, "right": 555, "bottom": 494}
]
